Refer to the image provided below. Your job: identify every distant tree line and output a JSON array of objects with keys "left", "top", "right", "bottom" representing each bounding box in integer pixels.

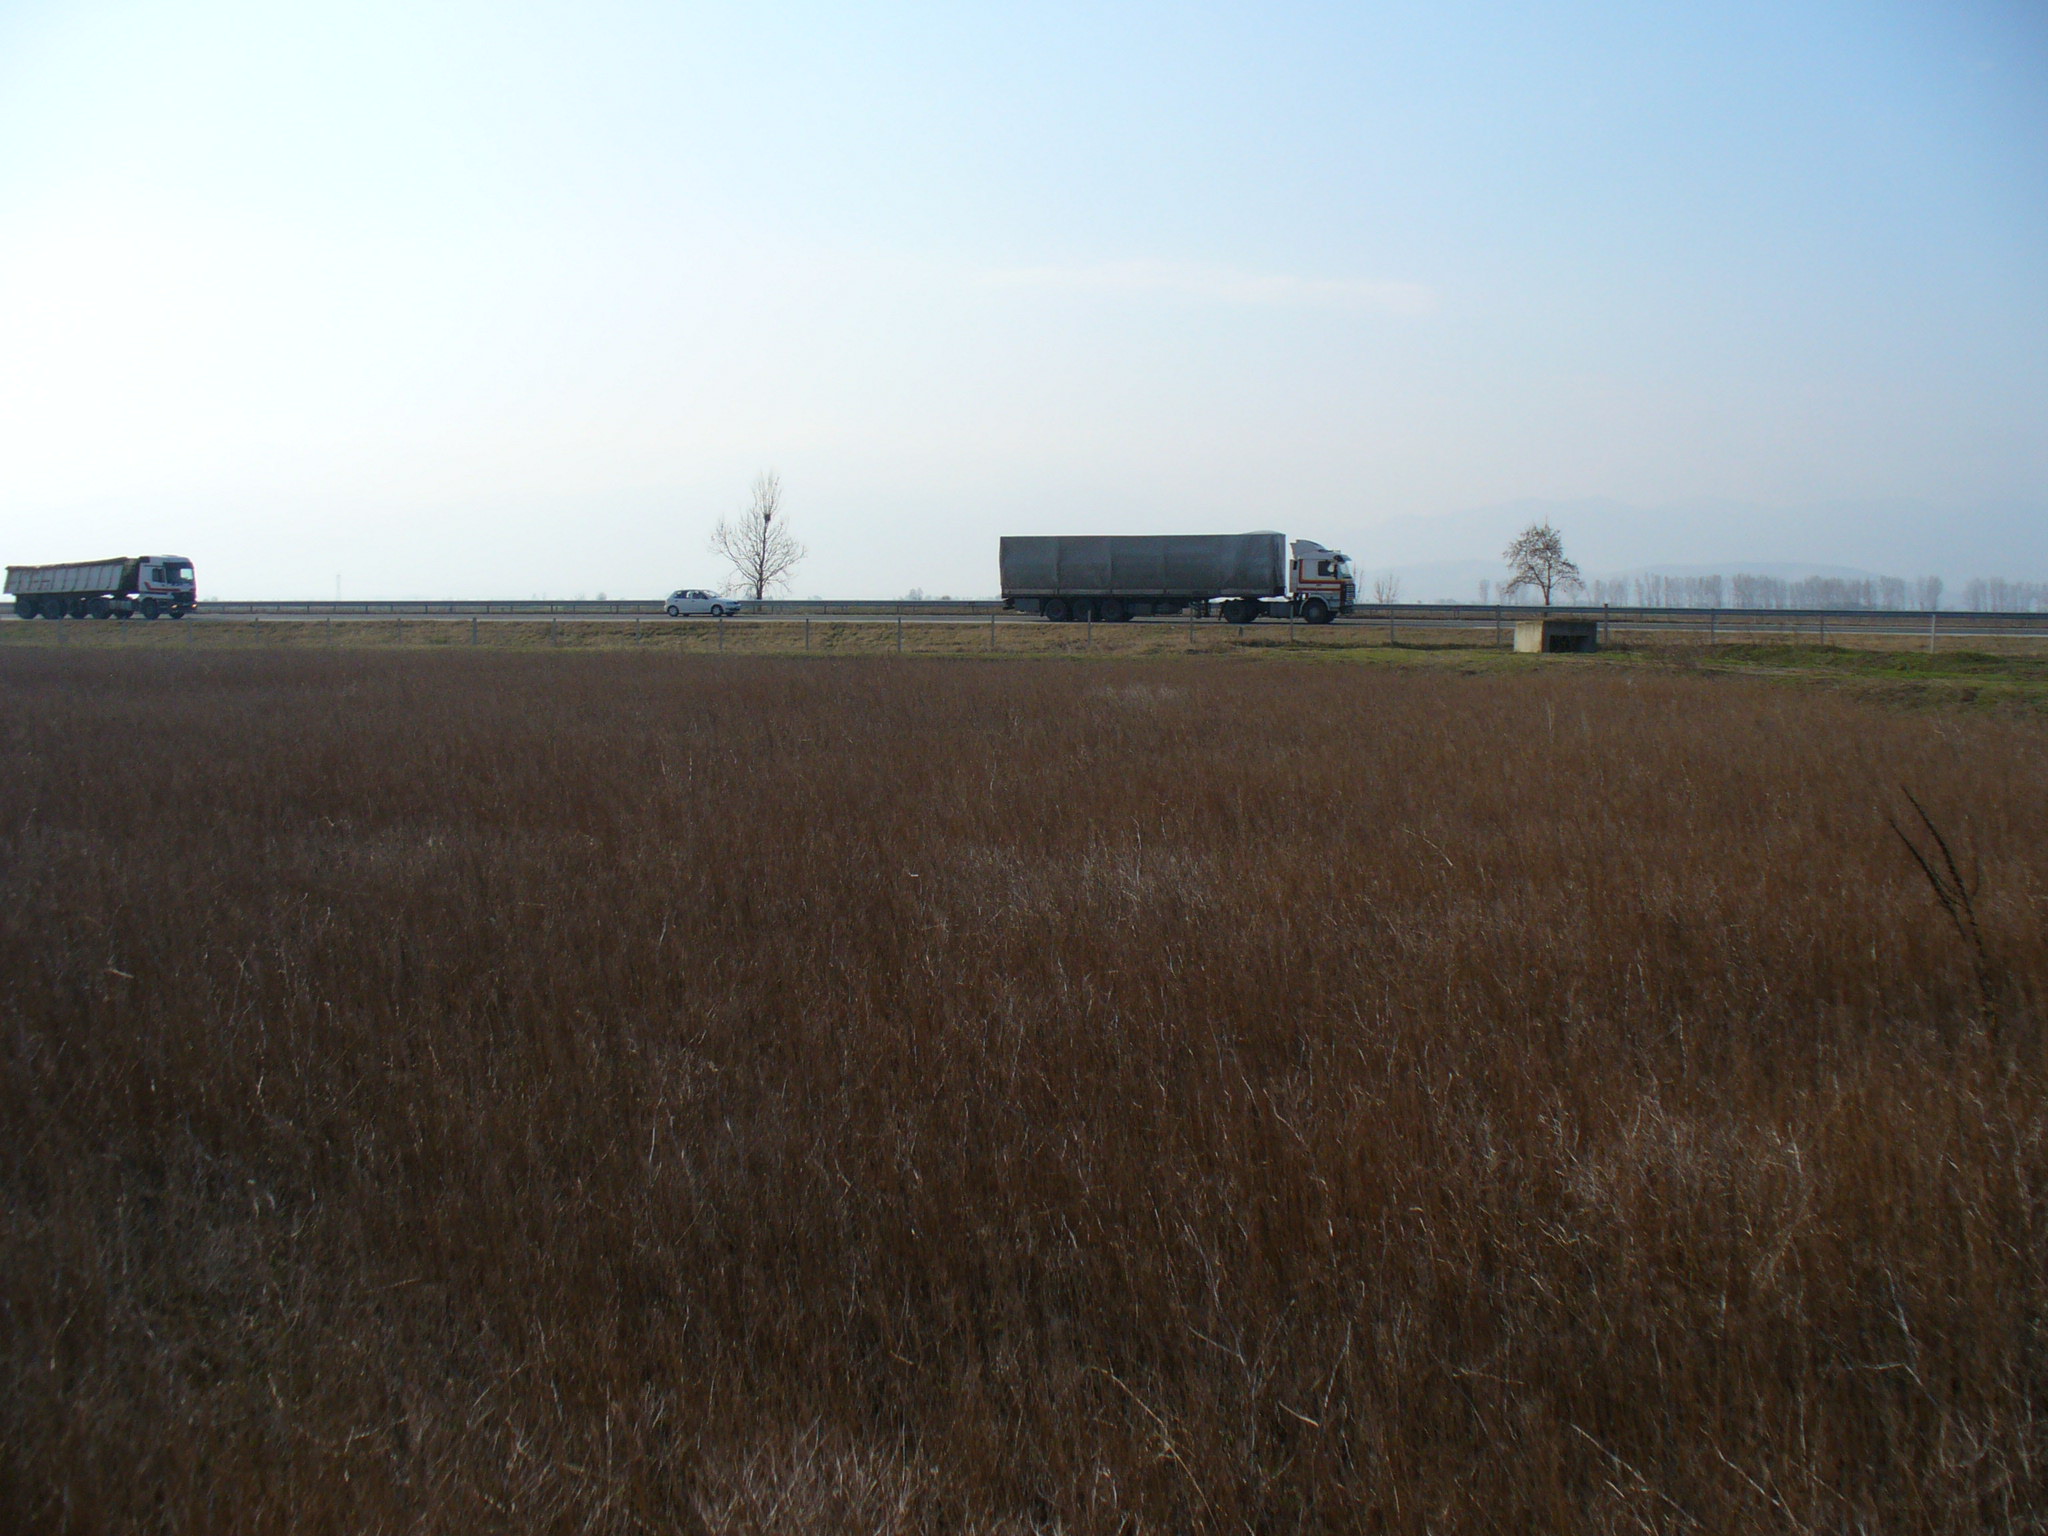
[
  {"left": 1576, "top": 573, "right": 2048, "bottom": 612},
  {"left": 1960, "top": 578, "right": 2048, "bottom": 612}
]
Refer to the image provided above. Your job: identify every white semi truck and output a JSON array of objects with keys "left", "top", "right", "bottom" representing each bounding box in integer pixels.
[
  {"left": 7, "top": 557, "right": 198, "bottom": 620},
  {"left": 1000, "top": 531, "right": 1355, "bottom": 624}
]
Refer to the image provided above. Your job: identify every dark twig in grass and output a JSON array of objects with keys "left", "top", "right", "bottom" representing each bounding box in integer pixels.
[{"left": 1888, "top": 787, "right": 2001, "bottom": 1032}]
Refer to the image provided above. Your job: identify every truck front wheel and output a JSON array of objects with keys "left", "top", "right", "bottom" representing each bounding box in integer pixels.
[
  {"left": 1302, "top": 598, "right": 1332, "bottom": 625},
  {"left": 140, "top": 598, "right": 161, "bottom": 620}
]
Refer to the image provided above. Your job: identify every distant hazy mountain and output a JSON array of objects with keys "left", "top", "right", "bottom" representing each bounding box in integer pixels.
[{"left": 1338, "top": 499, "right": 2048, "bottom": 592}]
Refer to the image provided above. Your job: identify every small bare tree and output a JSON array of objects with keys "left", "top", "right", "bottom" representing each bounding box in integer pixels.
[
  {"left": 711, "top": 471, "right": 806, "bottom": 601},
  {"left": 1501, "top": 522, "right": 1583, "bottom": 604},
  {"left": 1372, "top": 573, "right": 1403, "bottom": 604}
]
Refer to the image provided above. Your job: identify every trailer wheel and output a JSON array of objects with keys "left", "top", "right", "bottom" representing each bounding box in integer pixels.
[
  {"left": 1096, "top": 596, "right": 1126, "bottom": 623},
  {"left": 88, "top": 596, "right": 112, "bottom": 619},
  {"left": 1042, "top": 596, "right": 1071, "bottom": 623},
  {"left": 1302, "top": 597, "right": 1332, "bottom": 625}
]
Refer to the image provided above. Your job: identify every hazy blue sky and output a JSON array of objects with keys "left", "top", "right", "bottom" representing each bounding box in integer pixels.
[{"left": 3, "top": 0, "right": 2044, "bottom": 597}]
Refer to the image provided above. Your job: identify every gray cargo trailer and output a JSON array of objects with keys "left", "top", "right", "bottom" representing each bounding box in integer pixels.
[{"left": 999, "top": 532, "right": 1352, "bottom": 624}]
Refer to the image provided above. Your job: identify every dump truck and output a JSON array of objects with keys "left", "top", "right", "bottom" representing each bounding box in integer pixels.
[
  {"left": 999, "top": 532, "right": 1354, "bottom": 624},
  {"left": 7, "top": 557, "right": 198, "bottom": 619}
]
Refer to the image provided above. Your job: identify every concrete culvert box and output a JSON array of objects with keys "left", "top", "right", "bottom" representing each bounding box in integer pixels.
[{"left": 1514, "top": 618, "right": 1599, "bottom": 654}]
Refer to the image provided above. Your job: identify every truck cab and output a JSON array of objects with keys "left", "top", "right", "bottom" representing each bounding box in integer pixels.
[
  {"left": 1289, "top": 540, "right": 1354, "bottom": 623},
  {"left": 137, "top": 557, "right": 197, "bottom": 617}
]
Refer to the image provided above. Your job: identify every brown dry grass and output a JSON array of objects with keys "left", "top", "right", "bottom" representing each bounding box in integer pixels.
[{"left": 2, "top": 647, "right": 2044, "bottom": 1533}]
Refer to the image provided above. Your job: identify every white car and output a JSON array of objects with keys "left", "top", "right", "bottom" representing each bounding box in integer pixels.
[{"left": 664, "top": 589, "right": 745, "bottom": 618}]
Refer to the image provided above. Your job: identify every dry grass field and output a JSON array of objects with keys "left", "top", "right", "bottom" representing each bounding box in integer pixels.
[{"left": 2, "top": 646, "right": 2044, "bottom": 1533}]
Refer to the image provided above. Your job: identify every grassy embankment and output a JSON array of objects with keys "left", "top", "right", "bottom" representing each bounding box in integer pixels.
[{"left": 2, "top": 646, "right": 2044, "bottom": 1532}]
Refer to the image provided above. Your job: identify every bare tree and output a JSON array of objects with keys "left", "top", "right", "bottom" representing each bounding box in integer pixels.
[
  {"left": 711, "top": 471, "right": 806, "bottom": 601},
  {"left": 1501, "top": 522, "right": 1583, "bottom": 604},
  {"left": 1372, "top": 573, "right": 1403, "bottom": 604}
]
